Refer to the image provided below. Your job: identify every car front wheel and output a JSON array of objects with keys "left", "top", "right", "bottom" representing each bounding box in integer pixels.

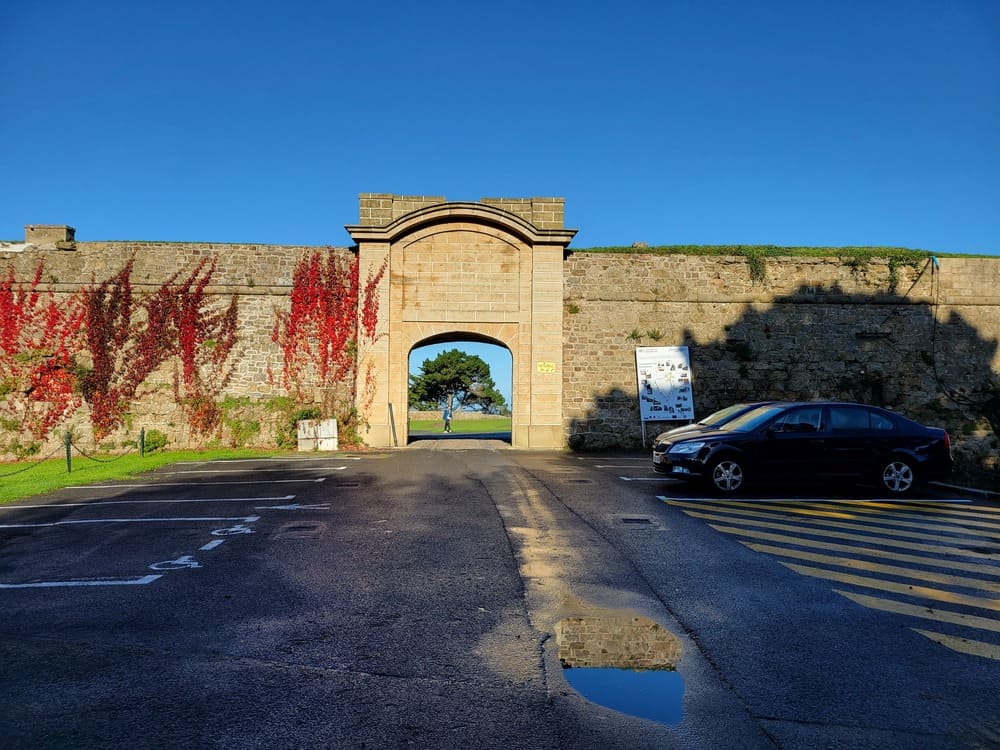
[
  {"left": 881, "top": 459, "right": 916, "bottom": 495},
  {"left": 708, "top": 457, "right": 745, "bottom": 494}
]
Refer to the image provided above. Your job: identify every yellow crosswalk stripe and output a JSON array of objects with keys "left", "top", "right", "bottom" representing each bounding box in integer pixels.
[
  {"left": 663, "top": 496, "right": 1000, "bottom": 660},
  {"left": 702, "top": 516, "right": 997, "bottom": 560},
  {"left": 835, "top": 500, "right": 1000, "bottom": 516},
  {"left": 835, "top": 590, "right": 1000, "bottom": 633},
  {"left": 714, "top": 524, "right": 998, "bottom": 575},
  {"left": 668, "top": 499, "right": 999, "bottom": 548},
  {"left": 781, "top": 562, "right": 1000, "bottom": 612},
  {"left": 911, "top": 629, "right": 1000, "bottom": 660},
  {"left": 741, "top": 542, "right": 1000, "bottom": 594},
  {"left": 805, "top": 502, "right": 1000, "bottom": 532}
]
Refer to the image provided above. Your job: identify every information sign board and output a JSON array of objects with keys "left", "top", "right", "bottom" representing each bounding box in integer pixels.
[{"left": 635, "top": 346, "right": 695, "bottom": 422}]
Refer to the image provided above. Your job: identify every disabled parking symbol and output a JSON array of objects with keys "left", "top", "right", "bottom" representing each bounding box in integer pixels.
[{"left": 150, "top": 555, "right": 202, "bottom": 571}]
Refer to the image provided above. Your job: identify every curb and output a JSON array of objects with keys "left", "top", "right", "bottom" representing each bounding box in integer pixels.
[{"left": 930, "top": 481, "right": 1000, "bottom": 502}]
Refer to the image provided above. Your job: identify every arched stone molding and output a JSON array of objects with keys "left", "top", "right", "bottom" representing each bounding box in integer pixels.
[{"left": 346, "top": 195, "right": 576, "bottom": 448}]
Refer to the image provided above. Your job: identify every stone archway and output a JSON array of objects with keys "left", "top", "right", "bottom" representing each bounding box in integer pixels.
[{"left": 346, "top": 194, "right": 576, "bottom": 448}]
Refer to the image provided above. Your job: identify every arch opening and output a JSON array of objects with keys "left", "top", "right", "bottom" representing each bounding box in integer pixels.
[{"left": 407, "top": 335, "right": 513, "bottom": 444}]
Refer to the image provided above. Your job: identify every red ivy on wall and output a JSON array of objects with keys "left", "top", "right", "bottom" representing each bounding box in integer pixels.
[
  {"left": 171, "top": 258, "right": 239, "bottom": 435},
  {"left": 81, "top": 256, "right": 239, "bottom": 440},
  {"left": 271, "top": 250, "right": 386, "bottom": 418},
  {"left": 81, "top": 258, "right": 157, "bottom": 440},
  {"left": 0, "top": 262, "right": 85, "bottom": 440}
]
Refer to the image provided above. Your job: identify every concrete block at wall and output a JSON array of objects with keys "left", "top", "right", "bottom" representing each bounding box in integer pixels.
[
  {"left": 297, "top": 419, "right": 338, "bottom": 451},
  {"left": 25, "top": 224, "right": 75, "bottom": 246}
]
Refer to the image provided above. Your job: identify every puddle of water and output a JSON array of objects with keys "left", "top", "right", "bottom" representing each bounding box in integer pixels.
[
  {"left": 556, "top": 613, "right": 684, "bottom": 727},
  {"left": 562, "top": 667, "right": 684, "bottom": 726}
]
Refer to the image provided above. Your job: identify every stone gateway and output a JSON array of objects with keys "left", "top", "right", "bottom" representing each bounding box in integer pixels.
[{"left": 346, "top": 195, "right": 575, "bottom": 448}]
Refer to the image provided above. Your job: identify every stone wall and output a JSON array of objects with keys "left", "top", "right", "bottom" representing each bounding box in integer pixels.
[
  {"left": 563, "top": 253, "right": 1000, "bottom": 461},
  {"left": 0, "top": 235, "right": 356, "bottom": 454},
  {"left": 3, "top": 222, "right": 1000, "bottom": 479}
]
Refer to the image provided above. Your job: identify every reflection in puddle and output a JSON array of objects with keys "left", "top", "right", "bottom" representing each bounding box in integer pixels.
[
  {"left": 556, "top": 613, "right": 684, "bottom": 727},
  {"left": 563, "top": 668, "right": 685, "bottom": 726}
]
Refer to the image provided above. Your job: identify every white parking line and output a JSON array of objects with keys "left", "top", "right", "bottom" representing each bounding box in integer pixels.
[
  {"left": 66, "top": 478, "right": 326, "bottom": 488},
  {"left": 5, "top": 496, "right": 295, "bottom": 510},
  {"left": 175, "top": 457, "right": 361, "bottom": 463},
  {"left": 160, "top": 467, "right": 345, "bottom": 474},
  {"left": 0, "top": 575, "right": 162, "bottom": 589},
  {"left": 656, "top": 495, "right": 973, "bottom": 504},
  {"left": 0, "top": 515, "right": 261, "bottom": 529},
  {"left": 200, "top": 540, "right": 225, "bottom": 551}
]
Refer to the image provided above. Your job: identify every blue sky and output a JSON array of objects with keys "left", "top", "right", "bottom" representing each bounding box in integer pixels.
[
  {"left": 2, "top": 0, "right": 998, "bottom": 404},
  {"left": 1, "top": 0, "right": 997, "bottom": 253}
]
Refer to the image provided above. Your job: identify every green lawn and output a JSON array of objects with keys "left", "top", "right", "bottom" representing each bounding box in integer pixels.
[
  {"left": 0, "top": 448, "right": 283, "bottom": 504},
  {"left": 409, "top": 417, "right": 512, "bottom": 434}
]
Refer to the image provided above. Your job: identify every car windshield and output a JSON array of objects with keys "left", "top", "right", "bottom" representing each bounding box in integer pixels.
[
  {"left": 720, "top": 404, "right": 788, "bottom": 432},
  {"left": 697, "top": 403, "right": 751, "bottom": 425}
]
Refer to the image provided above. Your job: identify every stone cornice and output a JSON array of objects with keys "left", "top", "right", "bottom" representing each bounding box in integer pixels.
[{"left": 346, "top": 201, "right": 576, "bottom": 247}]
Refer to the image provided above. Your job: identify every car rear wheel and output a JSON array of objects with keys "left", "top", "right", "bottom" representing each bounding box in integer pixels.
[
  {"left": 880, "top": 459, "right": 916, "bottom": 495},
  {"left": 708, "top": 457, "right": 745, "bottom": 494}
]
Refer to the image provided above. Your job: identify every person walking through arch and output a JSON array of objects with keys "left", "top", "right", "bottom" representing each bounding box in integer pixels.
[{"left": 442, "top": 403, "right": 452, "bottom": 433}]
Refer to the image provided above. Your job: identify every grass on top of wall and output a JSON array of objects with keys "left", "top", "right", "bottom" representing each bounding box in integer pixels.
[{"left": 575, "top": 245, "right": 939, "bottom": 261}]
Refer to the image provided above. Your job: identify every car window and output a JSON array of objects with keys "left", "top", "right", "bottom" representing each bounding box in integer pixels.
[
  {"left": 698, "top": 403, "right": 747, "bottom": 425},
  {"left": 723, "top": 404, "right": 786, "bottom": 431},
  {"left": 830, "top": 406, "right": 870, "bottom": 431},
  {"left": 771, "top": 406, "right": 823, "bottom": 432},
  {"left": 870, "top": 410, "right": 895, "bottom": 430}
]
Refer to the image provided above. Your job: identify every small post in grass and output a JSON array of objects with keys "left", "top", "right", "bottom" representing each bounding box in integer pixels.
[
  {"left": 64, "top": 432, "right": 72, "bottom": 473},
  {"left": 140, "top": 427, "right": 145, "bottom": 458}
]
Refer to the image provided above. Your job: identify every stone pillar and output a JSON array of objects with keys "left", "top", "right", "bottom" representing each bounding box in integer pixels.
[
  {"left": 355, "top": 239, "right": 393, "bottom": 446},
  {"left": 524, "top": 240, "right": 565, "bottom": 448}
]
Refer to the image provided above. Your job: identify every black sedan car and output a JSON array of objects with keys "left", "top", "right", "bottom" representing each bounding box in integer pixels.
[{"left": 652, "top": 401, "right": 951, "bottom": 496}]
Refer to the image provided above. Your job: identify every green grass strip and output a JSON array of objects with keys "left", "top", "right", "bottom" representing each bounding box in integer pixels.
[
  {"left": 0, "top": 448, "right": 285, "bottom": 504},
  {"left": 408, "top": 417, "right": 512, "bottom": 434}
]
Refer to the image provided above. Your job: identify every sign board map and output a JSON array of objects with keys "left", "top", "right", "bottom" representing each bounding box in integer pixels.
[{"left": 635, "top": 346, "right": 695, "bottom": 422}]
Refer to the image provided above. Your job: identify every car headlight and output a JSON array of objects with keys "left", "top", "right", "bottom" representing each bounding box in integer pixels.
[{"left": 668, "top": 441, "right": 705, "bottom": 455}]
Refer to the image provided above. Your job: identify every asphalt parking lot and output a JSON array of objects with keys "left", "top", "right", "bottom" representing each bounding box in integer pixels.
[
  {"left": 0, "top": 456, "right": 353, "bottom": 590},
  {"left": 1, "top": 447, "right": 997, "bottom": 749}
]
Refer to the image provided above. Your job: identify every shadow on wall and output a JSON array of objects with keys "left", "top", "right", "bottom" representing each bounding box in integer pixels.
[{"left": 567, "top": 281, "right": 999, "bottom": 485}]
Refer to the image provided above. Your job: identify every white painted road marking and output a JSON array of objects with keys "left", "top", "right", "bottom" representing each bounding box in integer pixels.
[
  {"left": 620, "top": 476, "right": 677, "bottom": 482},
  {"left": 0, "top": 515, "right": 261, "bottom": 529},
  {"left": 65, "top": 479, "right": 325, "bottom": 488},
  {"left": 5, "top": 496, "right": 295, "bottom": 510},
  {"left": 254, "top": 503, "right": 330, "bottom": 510},
  {"left": 175, "top": 456, "right": 362, "bottom": 463},
  {"left": 0, "top": 575, "right": 162, "bottom": 589},
  {"left": 150, "top": 556, "right": 202, "bottom": 570},
  {"left": 159, "top": 467, "right": 345, "bottom": 474},
  {"left": 656, "top": 495, "right": 973, "bottom": 504},
  {"left": 200, "top": 540, "right": 225, "bottom": 551},
  {"left": 211, "top": 523, "right": 256, "bottom": 536}
]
